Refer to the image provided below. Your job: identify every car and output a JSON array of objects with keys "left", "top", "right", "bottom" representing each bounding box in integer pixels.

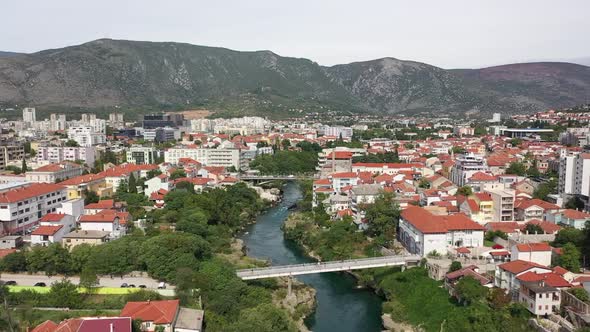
[
  {"left": 4, "top": 281, "right": 16, "bottom": 285},
  {"left": 128, "top": 284, "right": 136, "bottom": 288},
  {"left": 120, "top": 283, "right": 128, "bottom": 288},
  {"left": 138, "top": 285, "right": 146, "bottom": 289},
  {"left": 34, "top": 282, "right": 46, "bottom": 287},
  {"left": 158, "top": 282, "right": 166, "bottom": 289}
]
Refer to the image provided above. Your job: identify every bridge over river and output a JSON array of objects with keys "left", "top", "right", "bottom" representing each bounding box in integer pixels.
[
  {"left": 238, "top": 174, "right": 317, "bottom": 181},
  {"left": 236, "top": 255, "right": 422, "bottom": 280}
]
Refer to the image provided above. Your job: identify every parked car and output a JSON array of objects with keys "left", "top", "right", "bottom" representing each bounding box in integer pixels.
[
  {"left": 34, "top": 282, "right": 46, "bottom": 287},
  {"left": 158, "top": 282, "right": 166, "bottom": 289},
  {"left": 4, "top": 281, "right": 16, "bottom": 285},
  {"left": 128, "top": 284, "right": 136, "bottom": 288},
  {"left": 138, "top": 285, "right": 146, "bottom": 289},
  {"left": 120, "top": 283, "right": 128, "bottom": 288}
]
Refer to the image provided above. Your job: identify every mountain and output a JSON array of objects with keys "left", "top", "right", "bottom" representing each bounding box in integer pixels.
[
  {"left": 0, "top": 51, "right": 22, "bottom": 58},
  {"left": 1, "top": 38, "right": 589, "bottom": 117}
]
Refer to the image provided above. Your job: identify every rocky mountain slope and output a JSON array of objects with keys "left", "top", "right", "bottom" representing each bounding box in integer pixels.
[{"left": 0, "top": 39, "right": 589, "bottom": 116}]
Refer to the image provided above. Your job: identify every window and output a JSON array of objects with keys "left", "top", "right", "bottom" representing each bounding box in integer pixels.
[{"left": 538, "top": 305, "right": 542, "bottom": 311}]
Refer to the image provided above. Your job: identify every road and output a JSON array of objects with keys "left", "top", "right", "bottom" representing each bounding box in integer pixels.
[{"left": 0, "top": 272, "right": 174, "bottom": 290}]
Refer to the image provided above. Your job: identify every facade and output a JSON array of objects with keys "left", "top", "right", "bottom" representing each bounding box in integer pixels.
[
  {"left": 323, "top": 126, "right": 353, "bottom": 139},
  {"left": 62, "top": 230, "right": 110, "bottom": 248},
  {"left": 79, "top": 212, "right": 125, "bottom": 239},
  {"left": 510, "top": 243, "right": 552, "bottom": 266},
  {"left": 459, "top": 193, "right": 494, "bottom": 225},
  {"left": 0, "top": 183, "right": 68, "bottom": 235},
  {"left": 144, "top": 127, "right": 177, "bottom": 142},
  {"left": 398, "top": 206, "right": 485, "bottom": 256},
  {"left": 22, "top": 107, "right": 36, "bottom": 123},
  {"left": 450, "top": 154, "right": 489, "bottom": 186},
  {"left": 126, "top": 146, "right": 157, "bottom": 164},
  {"left": 36, "top": 146, "right": 96, "bottom": 167},
  {"left": 518, "top": 281, "right": 561, "bottom": 316},
  {"left": 494, "top": 260, "right": 552, "bottom": 293},
  {"left": 31, "top": 225, "right": 68, "bottom": 246},
  {"left": 67, "top": 126, "right": 106, "bottom": 146},
  {"left": 165, "top": 147, "right": 241, "bottom": 168},
  {"left": 485, "top": 188, "right": 516, "bottom": 222},
  {"left": 25, "top": 162, "right": 85, "bottom": 183},
  {"left": 0, "top": 145, "right": 25, "bottom": 163}
]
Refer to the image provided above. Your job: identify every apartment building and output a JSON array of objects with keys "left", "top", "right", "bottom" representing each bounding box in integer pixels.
[
  {"left": 164, "top": 147, "right": 241, "bottom": 169},
  {"left": 126, "top": 146, "right": 157, "bottom": 164},
  {"left": 67, "top": 126, "right": 106, "bottom": 146},
  {"left": 0, "top": 183, "right": 68, "bottom": 235},
  {"left": 36, "top": 146, "right": 96, "bottom": 167},
  {"left": 485, "top": 188, "right": 516, "bottom": 221},
  {"left": 25, "top": 162, "right": 85, "bottom": 183},
  {"left": 0, "top": 145, "right": 25, "bottom": 163},
  {"left": 450, "top": 154, "right": 489, "bottom": 186}
]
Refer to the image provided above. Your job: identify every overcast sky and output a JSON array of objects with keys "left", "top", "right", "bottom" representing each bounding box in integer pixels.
[{"left": 3, "top": 0, "right": 589, "bottom": 68}]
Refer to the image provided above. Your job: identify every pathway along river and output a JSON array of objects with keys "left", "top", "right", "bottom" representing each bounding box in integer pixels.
[{"left": 241, "top": 182, "right": 383, "bottom": 332}]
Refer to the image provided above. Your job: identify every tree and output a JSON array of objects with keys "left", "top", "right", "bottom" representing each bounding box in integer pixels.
[
  {"left": 0, "top": 282, "right": 15, "bottom": 332},
  {"left": 487, "top": 287, "right": 511, "bottom": 309},
  {"left": 79, "top": 267, "right": 99, "bottom": 290},
  {"left": 454, "top": 276, "right": 487, "bottom": 305},
  {"left": 65, "top": 139, "right": 80, "bottom": 147},
  {"left": 365, "top": 192, "right": 400, "bottom": 246},
  {"left": 228, "top": 303, "right": 297, "bottom": 332},
  {"left": 281, "top": 139, "right": 291, "bottom": 150},
  {"left": 456, "top": 186, "right": 473, "bottom": 197},
  {"left": 505, "top": 162, "right": 526, "bottom": 176},
  {"left": 418, "top": 178, "right": 430, "bottom": 189},
  {"left": 451, "top": 146, "right": 465, "bottom": 154},
  {"left": 83, "top": 189, "right": 100, "bottom": 205},
  {"left": 146, "top": 169, "right": 162, "bottom": 179},
  {"left": 553, "top": 228, "right": 584, "bottom": 248},
  {"left": 523, "top": 223, "right": 544, "bottom": 234},
  {"left": 526, "top": 164, "right": 541, "bottom": 177},
  {"left": 571, "top": 288, "right": 589, "bottom": 302},
  {"left": 0, "top": 251, "right": 27, "bottom": 272},
  {"left": 117, "top": 179, "right": 129, "bottom": 193},
  {"left": 48, "top": 280, "right": 81, "bottom": 308},
  {"left": 21, "top": 158, "right": 27, "bottom": 173},
  {"left": 485, "top": 230, "right": 508, "bottom": 242},
  {"left": 559, "top": 243, "right": 581, "bottom": 272},
  {"left": 128, "top": 173, "right": 138, "bottom": 194},
  {"left": 533, "top": 179, "right": 557, "bottom": 200},
  {"left": 509, "top": 138, "right": 522, "bottom": 147},
  {"left": 449, "top": 261, "right": 462, "bottom": 272},
  {"left": 565, "top": 196, "right": 586, "bottom": 210},
  {"left": 170, "top": 169, "right": 187, "bottom": 180}
]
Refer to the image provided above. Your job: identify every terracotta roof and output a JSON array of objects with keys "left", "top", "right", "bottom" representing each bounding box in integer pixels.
[
  {"left": 39, "top": 213, "right": 67, "bottom": 222},
  {"left": 515, "top": 243, "right": 552, "bottom": 252},
  {"left": 446, "top": 266, "right": 490, "bottom": 285},
  {"left": 498, "top": 260, "right": 550, "bottom": 274},
  {"left": 313, "top": 178, "right": 331, "bottom": 185},
  {"left": 120, "top": 299, "right": 180, "bottom": 324},
  {"left": 489, "top": 250, "right": 510, "bottom": 256},
  {"left": 31, "top": 320, "right": 59, "bottom": 332},
  {"left": 525, "top": 219, "right": 561, "bottom": 234},
  {"left": 50, "top": 317, "right": 132, "bottom": 332},
  {"left": 516, "top": 271, "right": 572, "bottom": 288},
  {"left": 32, "top": 225, "right": 63, "bottom": 236},
  {"left": 468, "top": 172, "right": 497, "bottom": 182},
  {"left": 331, "top": 172, "right": 358, "bottom": 179},
  {"left": 0, "top": 249, "right": 17, "bottom": 258},
  {"left": 552, "top": 266, "right": 569, "bottom": 276},
  {"left": 456, "top": 247, "right": 471, "bottom": 254},
  {"left": 485, "top": 222, "right": 520, "bottom": 234},
  {"left": 473, "top": 192, "right": 492, "bottom": 202},
  {"left": 79, "top": 213, "right": 119, "bottom": 223},
  {"left": 401, "top": 206, "right": 485, "bottom": 234},
  {"left": 516, "top": 198, "right": 560, "bottom": 211},
  {"left": 34, "top": 162, "right": 82, "bottom": 172},
  {"left": 562, "top": 209, "right": 590, "bottom": 220},
  {"left": 326, "top": 151, "right": 353, "bottom": 159},
  {"left": 466, "top": 199, "right": 479, "bottom": 213},
  {"left": 84, "top": 199, "right": 115, "bottom": 210},
  {"left": 352, "top": 163, "right": 422, "bottom": 169},
  {"left": 0, "top": 183, "right": 66, "bottom": 203}
]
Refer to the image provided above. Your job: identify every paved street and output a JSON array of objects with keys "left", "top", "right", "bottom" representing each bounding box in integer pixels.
[{"left": 0, "top": 273, "right": 174, "bottom": 290}]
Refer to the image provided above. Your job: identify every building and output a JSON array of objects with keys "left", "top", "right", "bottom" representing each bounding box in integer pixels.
[
  {"left": 22, "top": 107, "right": 36, "bottom": 124},
  {"left": 31, "top": 317, "right": 132, "bottom": 332},
  {"left": 459, "top": 193, "right": 494, "bottom": 225},
  {"left": 165, "top": 147, "right": 241, "bottom": 169},
  {"left": 109, "top": 112, "right": 125, "bottom": 128},
  {"left": 322, "top": 126, "right": 353, "bottom": 139},
  {"left": 510, "top": 243, "right": 553, "bottom": 266},
  {"left": 49, "top": 113, "right": 67, "bottom": 131},
  {"left": 31, "top": 225, "right": 68, "bottom": 246},
  {"left": 143, "top": 114, "right": 184, "bottom": 129},
  {"left": 500, "top": 128, "right": 554, "bottom": 138},
  {"left": 144, "top": 127, "right": 177, "bottom": 143},
  {"left": 25, "top": 162, "right": 85, "bottom": 183},
  {"left": 518, "top": 281, "right": 561, "bottom": 316},
  {"left": 36, "top": 146, "right": 96, "bottom": 167},
  {"left": 549, "top": 209, "right": 590, "bottom": 229},
  {"left": 398, "top": 206, "right": 485, "bottom": 256},
  {"left": 120, "top": 299, "right": 203, "bottom": 332},
  {"left": 558, "top": 149, "right": 579, "bottom": 196},
  {"left": 126, "top": 146, "right": 157, "bottom": 164},
  {"left": 0, "top": 145, "right": 25, "bottom": 163},
  {"left": 0, "top": 235, "right": 23, "bottom": 249},
  {"left": 485, "top": 188, "right": 515, "bottom": 222},
  {"left": 67, "top": 126, "right": 106, "bottom": 146},
  {"left": 450, "top": 154, "right": 489, "bottom": 186},
  {"left": 79, "top": 211, "right": 125, "bottom": 239},
  {"left": 491, "top": 113, "right": 502, "bottom": 123},
  {"left": 62, "top": 230, "right": 110, "bottom": 249},
  {"left": 514, "top": 199, "right": 560, "bottom": 222},
  {"left": 494, "top": 260, "right": 552, "bottom": 294},
  {"left": 0, "top": 183, "right": 68, "bottom": 235}
]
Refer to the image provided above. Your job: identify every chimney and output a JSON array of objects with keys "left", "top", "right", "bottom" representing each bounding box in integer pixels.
[{"left": 110, "top": 323, "right": 114, "bottom": 332}]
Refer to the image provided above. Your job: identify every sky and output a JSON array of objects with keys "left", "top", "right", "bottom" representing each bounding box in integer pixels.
[{"left": 3, "top": 0, "right": 590, "bottom": 69}]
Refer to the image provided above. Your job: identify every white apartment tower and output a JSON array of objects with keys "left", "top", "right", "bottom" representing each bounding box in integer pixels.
[{"left": 22, "top": 107, "right": 36, "bottom": 124}]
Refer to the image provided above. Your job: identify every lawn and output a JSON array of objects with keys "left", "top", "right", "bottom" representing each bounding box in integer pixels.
[
  {"left": 484, "top": 240, "right": 495, "bottom": 247},
  {"left": 8, "top": 286, "right": 144, "bottom": 295}
]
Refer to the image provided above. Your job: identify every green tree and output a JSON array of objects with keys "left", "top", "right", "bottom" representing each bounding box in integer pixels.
[
  {"left": 128, "top": 173, "right": 137, "bottom": 194},
  {"left": 487, "top": 287, "right": 511, "bottom": 309},
  {"left": 553, "top": 228, "right": 584, "bottom": 248},
  {"left": 65, "top": 139, "right": 80, "bottom": 147},
  {"left": 25, "top": 243, "right": 71, "bottom": 276},
  {"left": 0, "top": 251, "right": 27, "bottom": 272},
  {"left": 524, "top": 223, "right": 544, "bottom": 234},
  {"left": 455, "top": 276, "right": 487, "bottom": 305},
  {"left": 170, "top": 169, "right": 187, "bottom": 180},
  {"left": 571, "top": 288, "right": 589, "bottom": 302},
  {"left": 559, "top": 243, "right": 581, "bottom": 272},
  {"left": 281, "top": 139, "right": 291, "bottom": 150},
  {"left": 0, "top": 282, "right": 15, "bottom": 332},
  {"left": 365, "top": 192, "right": 400, "bottom": 246},
  {"left": 21, "top": 158, "right": 27, "bottom": 173},
  {"left": 456, "top": 186, "right": 473, "bottom": 197},
  {"left": 506, "top": 162, "right": 526, "bottom": 176},
  {"left": 533, "top": 179, "right": 557, "bottom": 200},
  {"left": 48, "top": 280, "right": 81, "bottom": 308},
  {"left": 79, "top": 267, "right": 99, "bottom": 290},
  {"left": 527, "top": 164, "right": 541, "bottom": 177},
  {"left": 82, "top": 189, "right": 99, "bottom": 205},
  {"left": 509, "top": 138, "right": 522, "bottom": 147},
  {"left": 146, "top": 169, "right": 163, "bottom": 179},
  {"left": 565, "top": 196, "right": 586, "bottom": 210},
  {"left": 117, "top": 179, "right": 129, "bottom": 193},
  {"left": 228, "top": 303, "right": 296, "bottom": 332},
  {"left": 449, "top": 261, "right": 462, "bottom": 272}
]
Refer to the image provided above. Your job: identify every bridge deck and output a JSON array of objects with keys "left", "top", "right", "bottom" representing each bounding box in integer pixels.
[{"left": 237, "top": 255, "right": 421, "bottom": 280}]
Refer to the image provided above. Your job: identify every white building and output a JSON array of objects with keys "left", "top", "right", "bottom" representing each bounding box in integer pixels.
[
  {"left": 67, "top": 126, "right": 106, "bottom": 147},
  {"left": 36, "top": 146, "right": 97, "bottom": 167},
  {"left": 22, "top": 107, "right": 36, "bottom": 124},
  {"left": 126, "top": 146, "right": 157, "bottom": 165},
  {"left": 398, "top": 206, "right": 485, "bottom": 256},
  {"left": 165, "top": 147, "right": 241, "bottom": 168},
  {"left": 494, "top": 259, "right": 552, "bottom": 292},
  {"left": 323, "top": 126, "right": 353, "bottom": 139},
  {"left": 49, "top": 114, "right": 67, "bottom": 131},
  {"left": 450, "top": 153, "right": 489, "bottom": 186},
  {"left": 0, "top": 183, "right": 68, "bottom": 235},
  {"left": 510, "top": 243, "right": 552, "bottom": 266},
  {"left": 485, "top": 188, "right": 516, "bottom": 222},
  {"left": 79, "top": 212, "right": 125, "bottom": 239},
  {"left": 25, "top": 162, "right": 85, "bottom": 183}
]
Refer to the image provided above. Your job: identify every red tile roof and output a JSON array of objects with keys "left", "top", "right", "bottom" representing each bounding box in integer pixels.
[
  {"left": 84, "top": 199, "right": 115, "bottom": 210},
  {"left": 31, "top": 320, "right": 59, "bottom": 332},
  {"left": 120, "top": 299, "right": 179, "bottom": 324},
  {"left": 516, "top": 198, "right": 560, "bottom": 211},
  {"left": 0, "top": 249, "right": 17, "bottom": 258},
  {"left": 0, "top": 183, "right": 66, "bottom": 203},
  {"left": 525, "top": 219, "right": 561, "bottom": 234},
  {"left": 468, "top": 172, "right": 497, "bottom": 182},
  {"left": 401, "top": 206, "right": 485, "bottom": 234},
  {"left": 39, "top": 213, "right": 67, "bottom": 222},
  {"left": 326, "top": 151, "right": 353, "bottom": 159},
  {"left": 562, "top": 209, "right": 590, "bottom": 220},
  {"left": 490, "top": 250, "right": 510, "bottom": 256},
  {"left": 32, "top": 225, "right": 63, "bottom": 236},
  {"left": 353, "top": 162, "right": 422, "bottom": 169},
  {"left": 498, "top": 260, "right": 550, "bottom": 274},
  {"left": 485, "top": 222, "right": 520, "bottom": 234},
  {"left": 331, "top": 172, "right": 358, "bottom": 179},
  {"left": 515, "top": 243, "right": 552, "bottom": 252},
  {"left": 516, "top": 271, "right": 572, "bottom": 288},
  {"left": 79, "top": 213, "right": 119, "bottom": 223},
  {"left": 313, "top": 178, "right": 331, "bottom": 185}
]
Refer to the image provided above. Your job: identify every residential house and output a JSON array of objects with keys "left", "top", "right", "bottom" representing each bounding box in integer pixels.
[
  {"left": 25, "top": 162, "right": 85, "bottom": 183},
  {"left": 31, "top": 225, "right": 68, "bottom": 246},
  {"left": 121, "top": 299, "right": 203, "bottom": 332},
  {"left": 62, "top": 230, "right": 110, "bottom": 249},
  {"left": 459, "top": 192, "right": 494, "bottom": 225},
  {"left": 79, "top": 211, "right": 125, "bottom": 239},
  {"left": 515, "top": 199, "right": 560, "bottom": 222},
  {"left": 510, "top": 243, "right": 553, "bottom": 266},
  {"left": 494, "top": 260, "right": 552, "bottom": 294},
  {"left": 548, "top": 209, "right": 590, "bottom": 230},
  {"left": 518, "top": 280, "right": 561, "bottom": 316},
  {"left": 31, "top": 317, "right": 132, "bottom": 332}
]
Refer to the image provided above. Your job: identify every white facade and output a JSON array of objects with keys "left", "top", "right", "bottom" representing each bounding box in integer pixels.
[
  {"left": 67, "top": 126, "right": 106, "bottom": 147},
  {"left": 323, "top": 126, "right": 353, "bottom": 139},
  {"left": 450, "top": 154, "right": 489, "bottom": 186},
  {"left": 126, "top": 146, "right": 157, "bottom": 164},
  {"left": 485, "top": 188, "right": 515, "bottom": 222},
  {"left": 22, "top": 107, "right": 36, "bottom": 124},
  {"left": 165, "top": 147, "right": 241, "bottom": 168},
  {"left": 510, "top": 246, "right": 552, "bottom": 266},
  {"left": 36, "top": 146, "right": 97, "bottom": 167}
]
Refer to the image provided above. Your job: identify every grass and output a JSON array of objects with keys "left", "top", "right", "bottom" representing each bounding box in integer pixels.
[
  {"left": 8, "top": 286, "right": 145, "bottom": 295},
  {"left": 484, "top": 240, "right": 495, "bottom": 247}
]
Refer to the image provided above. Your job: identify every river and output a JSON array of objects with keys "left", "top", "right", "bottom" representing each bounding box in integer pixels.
[{"left": 241, "top": 182, "right": 383, "bottom": 332}]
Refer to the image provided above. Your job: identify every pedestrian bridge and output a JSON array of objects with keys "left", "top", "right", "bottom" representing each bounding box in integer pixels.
[
  {"left": 239, "top": 174, "right": 317, "bottom": 181},
  {"left": 236, "top": 255, "right": 422, "bottom": 280}
]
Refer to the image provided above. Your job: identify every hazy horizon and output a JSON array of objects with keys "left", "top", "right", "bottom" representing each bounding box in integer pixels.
[{"left": 3, "top": 0, "right": 590, "bottom": 69}]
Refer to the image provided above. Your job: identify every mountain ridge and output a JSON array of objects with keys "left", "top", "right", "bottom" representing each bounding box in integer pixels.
[{"left": 1, "top": 38, "right": 589, "bottom": 117}]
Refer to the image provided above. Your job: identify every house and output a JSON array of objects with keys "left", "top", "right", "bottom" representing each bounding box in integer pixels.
[
  {"left": 0, "top": 235, "right": 23, "bottom": 249},
  {"left": 150, "top": 189, "right": 168, "bottom": 208},
  {"left": 83, "top": 199, "right": 120, "bottom": 215},
  {"left": 144, "top": 174, "right": 173, "bottom": 197},
  {"left": 459, "top": 193, "right": 494, "bottom": 225},
  {"left": 518, "top": 280, "right": 561, "bottom": 316},
  {"left": 485, "top": 222, "right": 521, "bottom": 237},
  {"left": 514, "top": 198, "right": 560, "bottom": 222},
  {"left": 120, "top": 299, "right": 203, "bottom": 332},
  {"left": 398, "top": 206, "right": 485, "bottom": 256},
  {"left": 79, "top": 211, "right": 125, "bottom": 239},
  {"left": 62, "top": 230, "right": 110, "bottom": 249},
  {"left": 524, "top": 219, "right": 561, "bottom": 235},
  {"left": 494, "top": 260, "right": 552, "bottom": 293},
  {"left": 31, "top": 225, "right": 67, "bottom": 246},
  {"left": 31, "top": 317, "right": 132, "bottom": 332},
  {"left": 329, "top": 172, "right": 359, "bottom": 192},
  {"left": 510, "top": 243, "right": 552, "bottom": 266},
  {"left": 550, "top": 209, "right": 590, "bottom": 230},
  {"left": 25, "top": 161, "right": 85, "bottom": 183},
  {"left": 445, "top": 265, "right": 491, "bottom": 298},
  {"left": 39, "top": 213, "right": 76, "bottom": 233}
]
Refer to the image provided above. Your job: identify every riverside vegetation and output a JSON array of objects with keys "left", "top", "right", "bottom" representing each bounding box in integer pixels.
[
  {"left": 0, "top": 183, "right": 303, "bottom": 331},
  {"left": 283, "top": 181, "right": 533, "bottom": 332}
]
